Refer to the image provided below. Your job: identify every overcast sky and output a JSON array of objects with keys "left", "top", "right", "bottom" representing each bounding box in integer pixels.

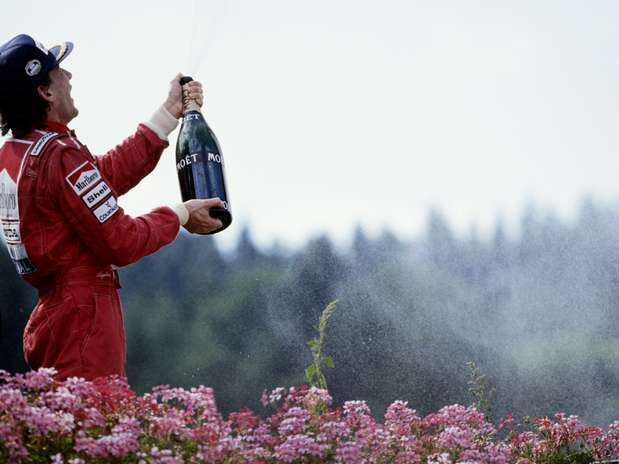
[{"left": 3, "top": 0, "right": 619, "bottom": 250}]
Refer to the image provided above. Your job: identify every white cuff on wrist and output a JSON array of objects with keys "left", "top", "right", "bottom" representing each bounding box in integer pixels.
[
  {"left": 170, "top": 203, "right": 189, "bottom": 226},
  {"left": 144, "top": 105, "right": 179, "bottom": 141}
]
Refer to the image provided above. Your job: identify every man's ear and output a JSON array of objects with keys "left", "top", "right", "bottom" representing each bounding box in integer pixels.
[{"left": 37, "top": 85, "right": 53, "bottom": 102}]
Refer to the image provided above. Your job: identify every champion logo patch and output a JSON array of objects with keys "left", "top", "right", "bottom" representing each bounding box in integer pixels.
[
  {"left": 93, "top": 196, "right": 119, "bottom": 223},
  {"left": 81, "top": 181, "right": 111, "bottom": 208},
  {"left": 65, "top": 161, "right": 101, "bottom": 195}
]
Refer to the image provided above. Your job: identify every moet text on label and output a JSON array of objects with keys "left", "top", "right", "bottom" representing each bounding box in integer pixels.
[
  {"left": 176, "top": 152, "right": 225, "bottom": 171},
  {"left": 176, "top": 153, "right": 199, "bottom": 171}
]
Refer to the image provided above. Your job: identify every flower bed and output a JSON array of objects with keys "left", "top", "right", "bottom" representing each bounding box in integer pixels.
[{"left": 0, "top": 369, "right": 617, "bottom": 463}]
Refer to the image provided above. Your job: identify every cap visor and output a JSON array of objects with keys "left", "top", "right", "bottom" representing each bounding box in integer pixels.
[{"left": 49, "top": 41, "right": 73, "bottom": 64}]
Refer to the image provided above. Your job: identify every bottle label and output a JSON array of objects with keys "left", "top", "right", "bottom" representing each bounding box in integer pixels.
[
  {"left": 176, "top": 153, "right": 200, "bottom": 171},
  {"left": 183, "top": 113, "right": 201, "bottom": 122},
  {"left": 176, "top": 152, "right": 224, "bottom": 171},
  {"left": 207, "top": 152, "right": 225, "bottom": 166}
]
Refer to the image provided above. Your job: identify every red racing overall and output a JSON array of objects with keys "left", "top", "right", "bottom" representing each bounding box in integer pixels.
[{"left": 0, "top": 121, "right": 180, "bottom": 380}]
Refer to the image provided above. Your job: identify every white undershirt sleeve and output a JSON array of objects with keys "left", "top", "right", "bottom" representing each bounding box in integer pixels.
[
  {"left": 143, "top": 105, "right": 179, "bottom": 141},
  {"left": 169, "top": 203, "right": 189, "bottom": 226}
]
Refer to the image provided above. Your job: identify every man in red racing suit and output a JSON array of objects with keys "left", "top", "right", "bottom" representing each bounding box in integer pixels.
[{"left": 0, "top": 34, "right": 225, "bottom": 380}]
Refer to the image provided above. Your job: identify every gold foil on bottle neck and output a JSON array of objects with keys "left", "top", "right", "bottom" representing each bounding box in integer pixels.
[
  {"left": 183, "top": 100, "right": 200, "bottom": 113},
  {"left": 182, "top": 87, "right": 201, "bottom": 113}
]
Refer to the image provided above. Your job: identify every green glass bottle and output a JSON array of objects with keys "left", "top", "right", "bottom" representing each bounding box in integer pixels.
[{"left": 175, "top": 76, "right": 232, "bottom": 234}]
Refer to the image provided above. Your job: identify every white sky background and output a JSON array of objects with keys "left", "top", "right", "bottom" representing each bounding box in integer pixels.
[{"left": 4, "top": 0, "right": 619, "bottom": 250}]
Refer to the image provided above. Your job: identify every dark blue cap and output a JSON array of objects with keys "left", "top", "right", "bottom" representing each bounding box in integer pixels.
[{"left": 0, "top": 34, "right": 73, "bottom": 95}]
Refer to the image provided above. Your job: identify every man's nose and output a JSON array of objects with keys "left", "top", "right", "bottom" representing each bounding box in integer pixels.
[{"left": 63, "top": 69, "right": 72, "bottom": 80}]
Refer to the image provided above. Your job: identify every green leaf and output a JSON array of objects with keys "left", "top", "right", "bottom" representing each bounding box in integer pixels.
[
  {"left": 305, "top": 365, "right": 316, "bottom": 382},
  {"left": 318, "top": 373, "right": 327, "bottom": 389},
  {"left": 304, "top": 300, "right": 341, "bottom": 389}
]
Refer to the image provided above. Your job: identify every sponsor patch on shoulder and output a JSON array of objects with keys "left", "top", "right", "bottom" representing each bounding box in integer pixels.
[
  {"left": 81, "top": 181, "right": 111, "bottom": 208},
  {"left": 29, "top": 132, "right": 58, "bottom": 157},
  {"left": 93, "top": 196, "right": 119, "bottom": 223},
  {"left": 66, "top": 161, "right": 101, "bottom": 195}
]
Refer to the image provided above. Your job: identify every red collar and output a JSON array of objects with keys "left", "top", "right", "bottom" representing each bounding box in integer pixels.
[{"left": 42, "top": 120, "right": 70, "bottom": 133}]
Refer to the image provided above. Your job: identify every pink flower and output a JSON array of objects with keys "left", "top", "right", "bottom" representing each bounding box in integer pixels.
[
  {"left": 425, "top": 404, "right": 494, "bottom": 435},
  {"left": 343, "top": 400, "right": 373, "bottom": 431},
  {"left": 385, "top": 400, "right": 421, "bottom": 436},
  {"left": 41, "top": 386, "right": 82, "bottom": 415},
  {"left": 343, "top": 400, "right": 371, "bottom": 416},
  {"left": 148, "top": 446, "right": 182, "bottom": 464},
  {"left": 229, "top": 407, "right": 260, "bottom": 434},
  {"left": 262, "top": 387, "right": 286, "bottom": 407},
  {"left": 0, "top": 387, "right": 27, "bottom": 414},
  {"left": 600, "top": 421, "right": 619, "bottom": 458},
  {"left": 149, "top": 409, "right": 190, "bottom": 440},
  {"left": 335, "top": 441, "right": 362, "bottom": 463},
  {"left": 248, "top": 423, "right": 276, "bottom": 446},
  {"left": 437, "top": 426, "right": 473, "bottom": 449},
  {"left": 260, "top": 389, "right": 269, "bottom": 407},
  {"left": 428, "top": 452, "right": 453, "bottom": 464},
  {"left": 20, "top": 406, "right": 74, "bottom": 435},
  {"left": 318, "top": 420, "right": 352, "bottom": 442},
  {"left": 0, "top": 369, "right": 616, "bottom": 463},
  {"left": 74, "top": 421, "right": 139, "bottom": 459},
  {"left": 21, "top": 368, "right": 57, "bottom": 390},
  {"left": 278, "top": 407, "right": 311, "bottom": 435},
  {"left": 274, "top": 434, "right": 324, "bottom": 462},
  {"left": 303, "top": 386, "right": 333, "bottom": 410}
]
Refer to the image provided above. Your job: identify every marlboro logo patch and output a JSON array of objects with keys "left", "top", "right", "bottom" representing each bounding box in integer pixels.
[
  {"left": 81, "top": 181, "right": 111, "bottom": 208},
  {"left": 93, "top": 196, "right": 119, "bottom": 223},
  {"left": 65, "top": 161, "right": 101, "bottom": 195}
]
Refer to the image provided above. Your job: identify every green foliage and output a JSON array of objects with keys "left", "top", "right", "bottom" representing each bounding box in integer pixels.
[
  {"left": 305, "top": 300, "right": 339, "bottom": 389},
  {"left": 24, "top": 434, "right": 75, "bottom": 463},
  {"left": 4, "top": 203, "right": 619, "bottom": 425},
  {"left": 467, "top": 361, "right": 494, "bottom": 417},
  {"left": 535, "top": 450, "right": 594, "bottom": 464}
]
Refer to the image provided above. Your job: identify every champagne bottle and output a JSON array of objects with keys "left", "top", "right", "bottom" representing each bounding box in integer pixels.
[{"left": 176, "top": 76, "right": 232, "bottom": 234}]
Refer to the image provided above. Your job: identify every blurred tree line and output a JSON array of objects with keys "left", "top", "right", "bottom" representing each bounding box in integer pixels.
[{"left": 2, "top": 198, "right": 619, "bottom": 426}]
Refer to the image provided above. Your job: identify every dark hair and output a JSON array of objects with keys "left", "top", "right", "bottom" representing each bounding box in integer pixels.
[{"left": 0, "top": 76, "right": 50, "bottom": 137}]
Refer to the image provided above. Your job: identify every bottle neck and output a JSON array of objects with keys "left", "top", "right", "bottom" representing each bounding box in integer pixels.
[{"left": 183, "top": 100, "right": 201, "bottom": 114}]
